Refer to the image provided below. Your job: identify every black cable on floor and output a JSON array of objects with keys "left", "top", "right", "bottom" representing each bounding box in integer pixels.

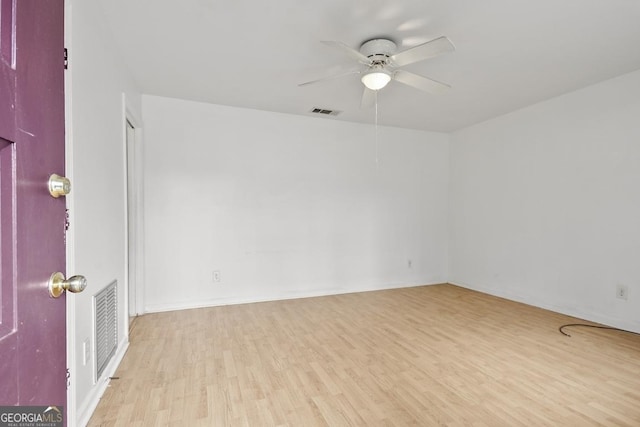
[{"left": 559, "top": 323, "right": 640, "bottom": 338}]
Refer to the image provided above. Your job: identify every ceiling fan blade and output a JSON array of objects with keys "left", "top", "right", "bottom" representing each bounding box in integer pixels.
[
  {"left": 361, "top": 87, "right": 376, "bottom": 109},
  {"left": 321, "top": 40, "right": 371, "bottom": 64},
  {"left": 392, "top": 69, "right": 451, "bottom": 94},
  {"left": 298, "top": 69, "right": 360, "bottom": 86},
  {"left": 390, "top": 36, "right": 455, "bottom": 67}
]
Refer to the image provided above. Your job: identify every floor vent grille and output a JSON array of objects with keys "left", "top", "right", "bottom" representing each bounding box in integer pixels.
[{"left": 94, "top": 281, "right": 117, "bottom": 381}]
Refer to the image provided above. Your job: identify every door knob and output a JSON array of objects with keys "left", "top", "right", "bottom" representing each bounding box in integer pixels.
[
  {"left": 48, "top": 174, "right": 71, "bottom": 198},
  {"left": 48, "top": 272, "right": 87, "bottom": 298}
]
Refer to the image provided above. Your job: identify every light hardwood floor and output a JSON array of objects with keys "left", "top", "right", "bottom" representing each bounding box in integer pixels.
[{"left": 88, "top": 284, "right": 640, "bottom": 426}]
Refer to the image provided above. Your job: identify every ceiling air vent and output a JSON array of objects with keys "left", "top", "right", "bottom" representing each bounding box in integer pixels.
[{"left": 310, "top": 107, "right": 341, "bottom": 116}]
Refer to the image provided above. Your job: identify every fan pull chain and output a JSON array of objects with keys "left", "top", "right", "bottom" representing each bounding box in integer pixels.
[{"left": 374, "top": 90, "right": 379, "bottom": 167}]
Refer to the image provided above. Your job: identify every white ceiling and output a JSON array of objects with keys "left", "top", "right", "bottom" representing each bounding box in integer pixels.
[{"left": 98, "top": 0, "right": 640, "bottom": 132}]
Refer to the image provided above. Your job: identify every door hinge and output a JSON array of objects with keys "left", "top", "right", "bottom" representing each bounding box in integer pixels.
[
  {"left": 66, "top": 368, "right": 71, "bottom": 390},
  {"left": 64, "top": 209, "right": 70, "bottom": 245},
  {"left": 64, "top": 48, "right": 68, "bottom": 69}
]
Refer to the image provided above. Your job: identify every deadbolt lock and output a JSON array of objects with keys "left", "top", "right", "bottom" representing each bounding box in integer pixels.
[{"left": 48, "top": 174, "right": 71, "bottom": 198}]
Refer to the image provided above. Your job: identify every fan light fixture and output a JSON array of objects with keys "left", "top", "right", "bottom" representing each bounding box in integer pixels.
[{"left": 361, "top": 70, "right": 391, "bottom": 90}]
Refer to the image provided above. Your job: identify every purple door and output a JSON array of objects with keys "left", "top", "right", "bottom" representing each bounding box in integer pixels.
[{"left": 0, "top": 0, "right": 67, "bottom": 412}]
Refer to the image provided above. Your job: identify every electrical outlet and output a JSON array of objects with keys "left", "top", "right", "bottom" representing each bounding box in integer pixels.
[
  {"left": 616, "top": 284, "right": 628, "bottom": 300},
  {"left": 213, "top": 270, "right": 221, "bottom": 283}
]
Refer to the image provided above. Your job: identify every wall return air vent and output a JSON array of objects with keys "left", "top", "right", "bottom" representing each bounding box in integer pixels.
[
  {"left": 310, "top": 107, "right": 341, "bottom": 116},
  {"left": 95, "top": 280, "right": 118, "bottom": 381}
]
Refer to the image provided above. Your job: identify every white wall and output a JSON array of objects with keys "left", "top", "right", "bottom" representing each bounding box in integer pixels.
[
  {"left": 142, "top": 95, "right": 450, "bottom": 312},
  {"left": 66, "top": 1, "right": 141, "bottom": 424},
  {"left": 449, "top": 69, "right": 640, "bottom": 333}
]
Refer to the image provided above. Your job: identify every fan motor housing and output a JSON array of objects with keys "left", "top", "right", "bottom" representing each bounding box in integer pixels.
[{"left": 359, "top": 39, "right": 397, "bottom": 60}]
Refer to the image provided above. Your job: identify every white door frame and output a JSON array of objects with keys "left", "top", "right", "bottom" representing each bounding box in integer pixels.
[
  {"left": 64, "top": 1, "right": 77, "bottom": 422},
  {"left": 123, "top": 95, "right": 145, "bottom": 329}
]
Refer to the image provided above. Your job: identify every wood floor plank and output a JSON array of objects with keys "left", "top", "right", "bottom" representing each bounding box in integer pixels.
[{"left": 88, "top": 284, "right": 640, "bottom": 426}]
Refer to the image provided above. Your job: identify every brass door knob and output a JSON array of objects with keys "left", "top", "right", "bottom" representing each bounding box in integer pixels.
[
  {"left": 48, "top": 174, "right": 71, "bottom": 198},
  {"left": 48, "top": 272, "right": 87, "bottom": 298}
]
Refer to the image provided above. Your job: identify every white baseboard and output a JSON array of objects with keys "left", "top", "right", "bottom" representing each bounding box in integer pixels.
[
  {"left": 449, "top": 280, "right": 640, "bottom": 334},
  {"left": 144, "top": 281, "right": 441, "bottom": 314},
  {"left": 76, "top": 338, "right": 130, "bottom": 427}
]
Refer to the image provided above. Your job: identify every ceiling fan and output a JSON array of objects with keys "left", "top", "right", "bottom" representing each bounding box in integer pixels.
[{"left": 300, "top": 36, "right": 455, "bottom": 108}]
